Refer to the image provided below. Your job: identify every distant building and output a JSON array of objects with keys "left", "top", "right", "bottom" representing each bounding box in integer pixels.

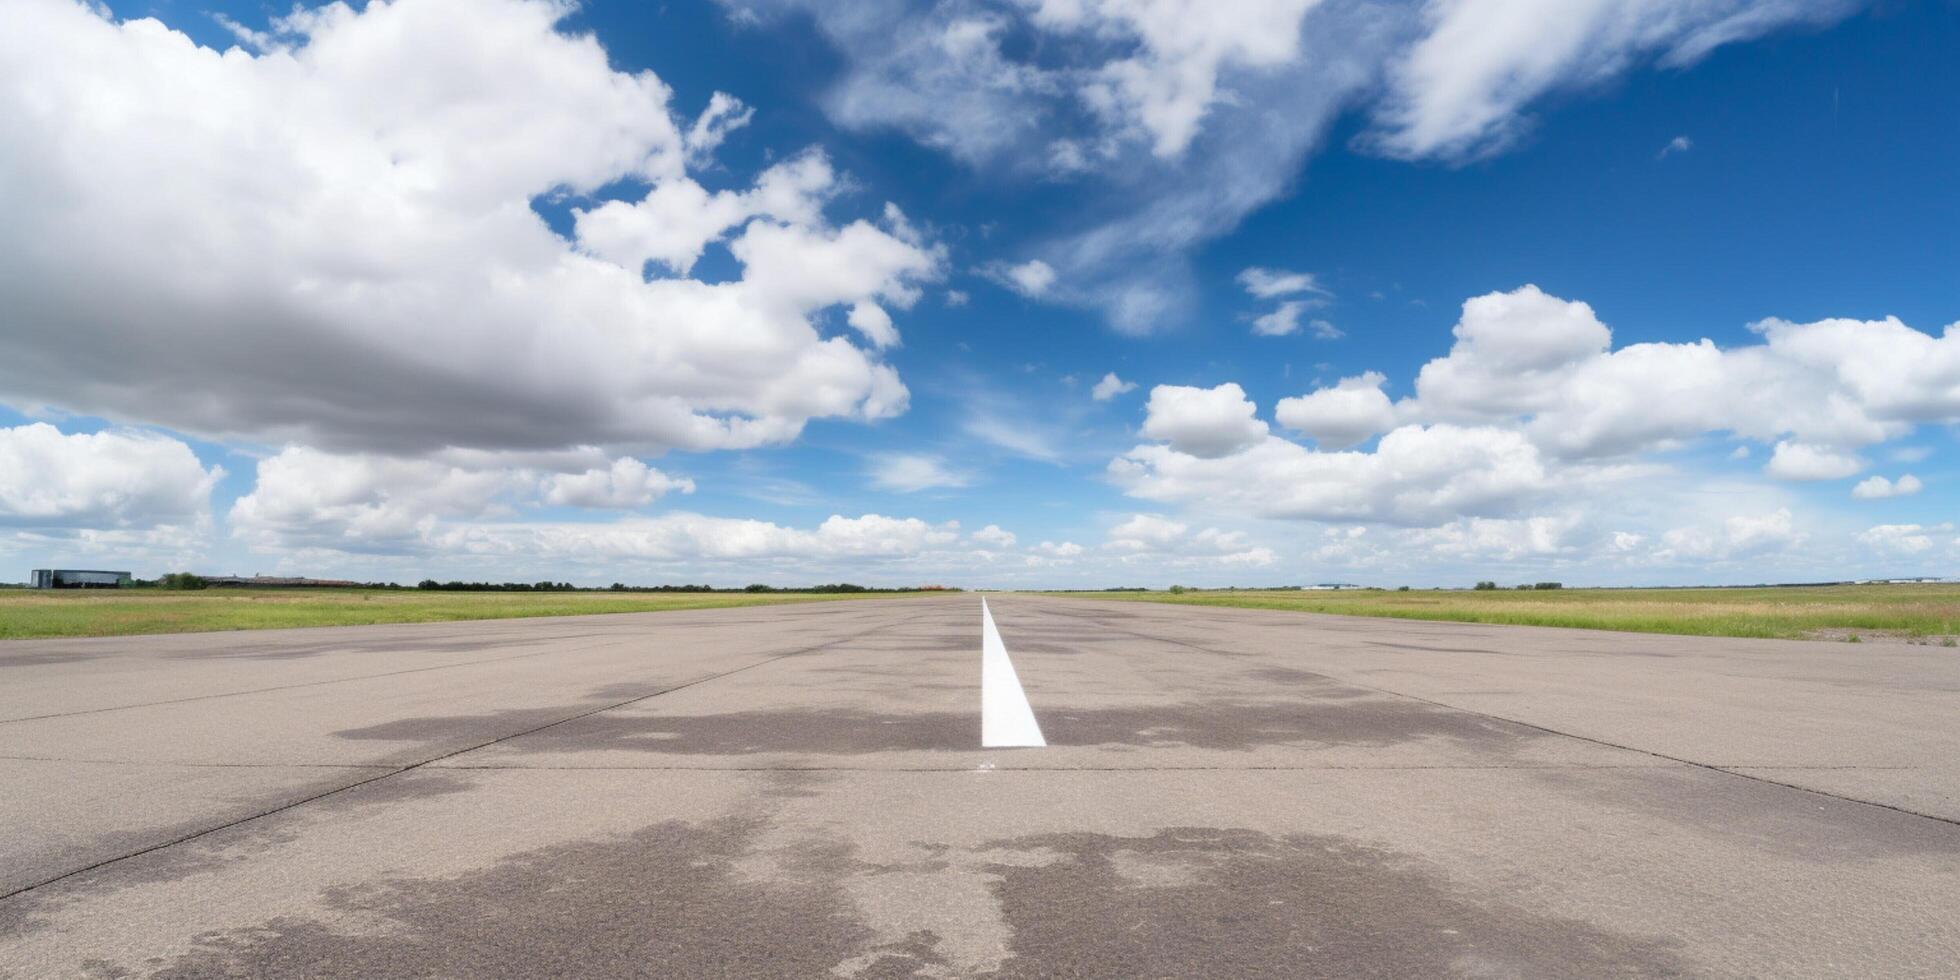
[
  {"left": 204, "top": 575, "right": 362, "bottom": 588},
  {"left": 30, "top": 569, "right": 133, "bottom": 589}
]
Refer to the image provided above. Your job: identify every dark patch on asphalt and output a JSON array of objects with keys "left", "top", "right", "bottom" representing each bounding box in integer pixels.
[
  {"left": 0, "top": 895, "right": 57, "bottom": 952},
  {"left": 1000, "top": 641, "right": 1090, "bottom": 655},
  {"left": 0, "top": 650, "right": 107, "bottom": 668},
  {"left": 806, "top": 662, "right": 953, "bottom": 678},
  {"left": 0, "top": 817, "right": 312, "bottom": 941},
  {"left": 504, "top": 708, "right": 974, "bottom": 755},
  {"left": 1364, "top": 641, "right": 1504, "bottom": 656},
  {"left": 758, "top": 770, "right": 832, "bottom": 800},
  {"left": 847, "top": 635, "right": 972, "bottom": 654},
  {"left": 1041, "top": 699, "right": 1536, "bottom": 752},
  {"left": 162, "top": 634, "right": 622, "bottom": 662},
  {"left": 1245, "top": 666, "right": 1329, "bottom": 685},
  {"left": 333, "top": 695, "right": 1538, "bottom": 757},
  {"left": 848, "top": 930, "right": 952, "bottom": 978},
  {"left": 0, "top": 772, "right": 472, "bottom": 918},
  {"left": 332, "top": 704, "right": 597, "bottom": 746},
  {"left": 308, "top": 771, "right": 476, "bottom": 812},
  {"left": 133, "top": 818, "right": 884, "bottom": 980},
  {"left": 1537, "top": 766, "right": 1960, "bottom": 862},
  {"left": 584, "top": 681, "right": 663, "bottom": 701},
  {"left": 982, "top": 827, "right": 1688, "bottom": 978}
]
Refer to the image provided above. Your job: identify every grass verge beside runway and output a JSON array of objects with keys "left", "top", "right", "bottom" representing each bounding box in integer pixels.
[
  {"left": 1051, "top": 584, "right": 1960, "bottom": 642},
  {"left": 0, "top": 589, "right": 926, "bottom": 640}
]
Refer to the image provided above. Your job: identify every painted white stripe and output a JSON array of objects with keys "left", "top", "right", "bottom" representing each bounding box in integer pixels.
[{"left": 980, "top": 598, "right": 1046, "bottom": 748}]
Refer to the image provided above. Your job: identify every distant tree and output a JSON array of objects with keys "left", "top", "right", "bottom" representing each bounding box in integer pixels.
[
  {"left": 1473, "top": 581, "right": 1498, "bottom": 591},
  {"left": 158, "top": 572, "right": 207, "bottom": 591},
  {"left": 1533, "top": 582, "right": 1564, "bottom": 590},
  {"left": 744, "top": 584, "right": 776, "bottom": 593},
  {"left": 1168, "top": 585, "right": 1187, "bottom": 594},
  {"left": 1397, "top": 585, "right": 1411, "bottom": 592}
]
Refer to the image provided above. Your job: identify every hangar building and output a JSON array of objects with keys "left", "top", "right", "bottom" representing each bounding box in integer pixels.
[{"left": 29, "top": 569, "right": 133, "bottom": 589}]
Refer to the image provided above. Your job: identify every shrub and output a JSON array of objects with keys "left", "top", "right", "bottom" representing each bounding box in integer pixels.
[
  {"left": 1473, "top": 581, "right": 1498, "bottom": 591},
  {"left": 157, "top": 572, "right": 207, "bottom": 591}
]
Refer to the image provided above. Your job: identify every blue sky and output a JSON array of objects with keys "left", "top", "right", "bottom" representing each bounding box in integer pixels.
[{"left": 1, "top": 0, "right": 1955, "bottom": 587}]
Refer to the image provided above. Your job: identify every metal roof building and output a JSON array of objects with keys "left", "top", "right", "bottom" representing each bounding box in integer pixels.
[{"left": 29, "top": 569, "right": 133, "bottom": 589}]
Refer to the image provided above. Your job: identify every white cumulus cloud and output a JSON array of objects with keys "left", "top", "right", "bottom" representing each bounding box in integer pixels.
[
  {"left": 1139, "top": 383, "right": 1270, "bottom": 458},
  {"left": 1390, "top": 286, "right": 1960, "bottom": 461},
  {"left": 971, "top": 524, "right": 1018, "bottom": 548},
  {"left": 1764, "top": 441, "right": 1865, "bottom": 482},
  {"left": 1251, "top": 301, "right": 1311, "bottom": 337},
  {"left": 997, "top": 259, "right": 1059, "bottom": 297},
  {"left": 1857, "top": 523, "right": 1952, "bottom": 556},
  {"left": 233, "top": 446, "right": 694, "bottom": 552},
  {"left": 0, "top": 423, "right": 221, "bottom": 530},
  {"left": 541, "top": 459, "right": 694, "bottom": 509},
  {"left": 1113, "top": 421, "right": 1551, "bottom": 526},
  {"left": 1092, "top": 372, "right": 1139, "bottom": 401},
  {"left": 1033, "top": 540, "right": 1085, "bottom": 559},
  {"left": 1850, "top": 474, "right": 1924, "bottom": 500},
  {"left": 869, "top": 454, "right": 970, "bottom": 493},
  {"left": 1104, "top": 513, "right": 1275, "bottom": 566},
  {"left": 1276, "top": 372, "right": 1397, "bottom": 449},
  {"left": 0, "top": 0, "right": 938, "bottom": 456},
  {"left": 721, "top": 0, "right": 1857, "bottom": 331}
]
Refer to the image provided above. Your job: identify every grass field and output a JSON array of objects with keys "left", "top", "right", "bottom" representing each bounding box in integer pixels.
[
  {"left": 1058, "top": 584, "right": 1960, "bottom": 643},
  {"left": 0, "top": 588, "right": 926, "bottom": 640}
]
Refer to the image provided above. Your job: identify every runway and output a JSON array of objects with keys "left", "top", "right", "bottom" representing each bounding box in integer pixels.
[{"left": 2, "top": 594, "right": 1956, "bottom": 977}]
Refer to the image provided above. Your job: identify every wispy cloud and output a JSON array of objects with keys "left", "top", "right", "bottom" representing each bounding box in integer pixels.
[
  {"left": 964, "top": 415, "right": 1063, "bottom": 462},
  {"left": 869, "top": 453, "right": 970, "bottom": 493},
  {"left": 1237, "top": 267, "right": 1328, "bottom": 300},
  {"left": 1092, "top": 372, "right": 1138, "bottom": 402}
]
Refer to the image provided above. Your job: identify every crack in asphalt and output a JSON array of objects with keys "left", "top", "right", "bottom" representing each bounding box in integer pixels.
[
  {"left": 8, "top": 595, "right": 1953, "bottom": 912},
  {"left": 0, "top": 643, "right": 635, "bottom": 726},
  {"left": 0, "top": 753, "right": 1914, "bottom": 773},
  {"left": 431, "top": 762, "right": 1682, "bottom": 772},
  {"left": 1014, "top": 597, "right": 1960, "bottom": 830},
  {"left": 0, "top": 618, "right": 903, "bottom": 904},
  {"left": 0, "top": 755, "right": 399, "bottom": 770},
  {"left": 0, "top": 602, "right": 918, "bottom": 726}
]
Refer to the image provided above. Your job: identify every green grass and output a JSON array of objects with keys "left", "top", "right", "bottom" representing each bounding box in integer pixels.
[
  {"left": 1050, "top": 584, "right": 1960, "bottom": 642},
  {"left": 0, "top": 588, "right": 930, "bottom": 640}
]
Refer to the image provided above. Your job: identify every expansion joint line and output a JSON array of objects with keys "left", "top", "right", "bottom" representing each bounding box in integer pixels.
[
  {"left": 0, "top": 641, "right": 641, "bottom": 726},
  {"left": 1024, "top": 597, "right": 1960, "bottom": 830},
  {"left": 0, "top": 619, "right": 899, "bottom": 904}
]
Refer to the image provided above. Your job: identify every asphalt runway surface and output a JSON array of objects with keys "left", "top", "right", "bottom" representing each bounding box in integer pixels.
[{"left": 2, "top": 594, "right": 1957, "bottom": 978}]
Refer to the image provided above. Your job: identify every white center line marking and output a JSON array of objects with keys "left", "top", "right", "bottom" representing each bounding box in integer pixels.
[{"left": 980, "top": 598, "right": 1046, "bottom": 748}]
